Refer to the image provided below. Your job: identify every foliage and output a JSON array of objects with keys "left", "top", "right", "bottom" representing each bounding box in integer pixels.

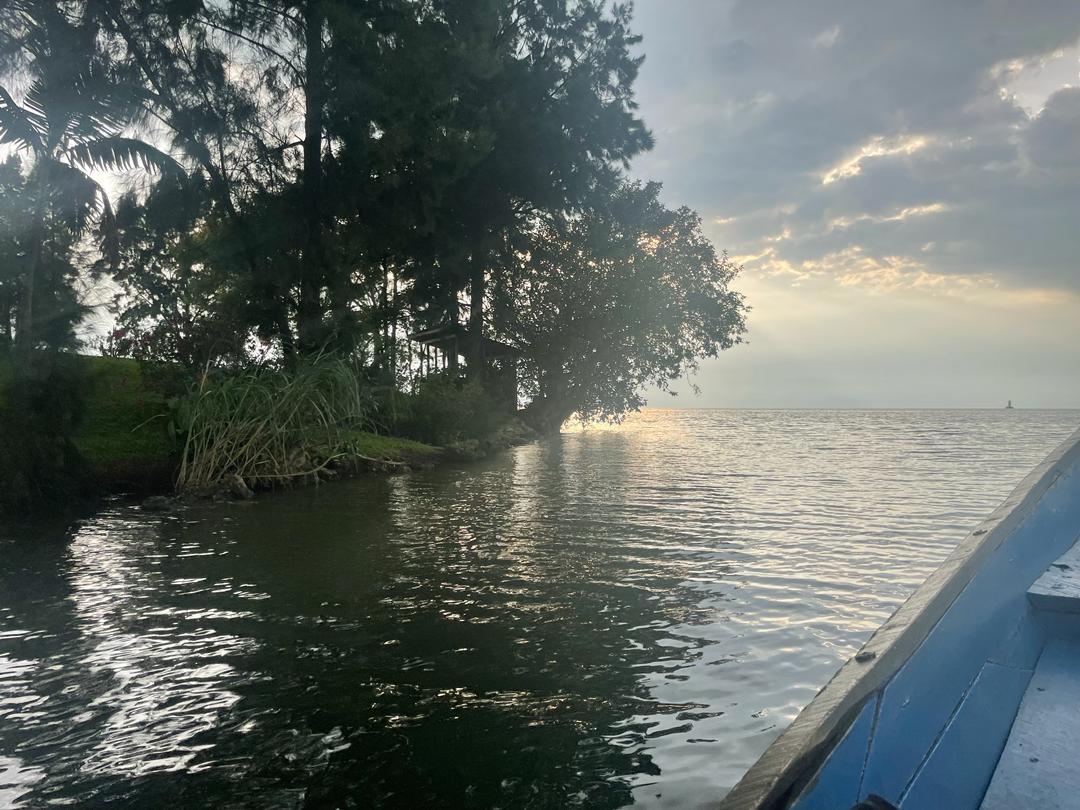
[
  {"left": 370, "top": 0, "right": 655, "bottom": 387},
  {"left": 0, "top": 0, "right": 182, "bottom": 509},
  {"left": 80, "top": 0, "right": 654, "bottom": 362},
  {"left": 0, "top": 0, "right": 182, "bottom": 353},
  {"left": 0, "top": 352, "right": 87, "bottom": 511},
  {"left": 108, "top": 179, "right": 251, "bottom": 367},
  {"left": 0, "top": 156, "right": 91, "bottom": 354},
  {"left": 171, "top": 357, "right": 376, "bottom": 492},
  {"left": 497, "top": 181, "right": 747, "bottom": 431},
  {"left": 0, "top": 156, "right": 29, "bottom": 349},
  {"left": 0, "top": 0, "right": 749, "bottom": 505},
  {"left": 392, "top": 372, "right": 505, "bottom": 446}
]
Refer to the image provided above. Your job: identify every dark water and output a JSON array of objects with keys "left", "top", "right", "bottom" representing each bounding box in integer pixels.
[{"left": 2, "top": 410, "right": 1078, "bottom": 808}]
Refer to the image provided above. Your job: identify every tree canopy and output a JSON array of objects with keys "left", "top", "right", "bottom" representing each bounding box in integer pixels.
[
  {"left": 0, "top": 0, "right": 747, "bottom": 432},
  {"left": 499, "top": 181, "right": 745, "bottom": 431}
]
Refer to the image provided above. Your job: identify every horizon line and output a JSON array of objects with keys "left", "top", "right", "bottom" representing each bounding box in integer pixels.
[{"left": 638, "top": 405, "right": 1080, "bottom": 411}]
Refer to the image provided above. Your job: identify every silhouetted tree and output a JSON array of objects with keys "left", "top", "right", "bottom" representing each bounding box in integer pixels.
[
  {"left": 0, "top": 0, "right": 181, "bottom": 353},
  {"left": 0, "top": 156, "right": 29, "bottom": 350},
  {"left": 357, "top": 0, "right": 654, "bottom": 377},
  {"left": 0, "top": 0, "right": 748, "bottom": 448},
  {"left": 109, "top": 176, "right": 251, "bottom": 367}
]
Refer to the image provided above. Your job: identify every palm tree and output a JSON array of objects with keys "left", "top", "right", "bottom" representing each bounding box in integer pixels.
[{"left": 0, "top": 0, "right": 183, "bottom": 354}]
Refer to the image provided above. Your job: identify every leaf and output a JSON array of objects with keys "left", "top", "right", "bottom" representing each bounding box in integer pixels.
[
  {"left": 47, "top": 160, "right": 116, "bottom": 244},
  {"left": 0, "top": 86, "right": 46, "bottom": 153},
  {"left": 65, "top": 137, "right": 185, "bottom": 177}
]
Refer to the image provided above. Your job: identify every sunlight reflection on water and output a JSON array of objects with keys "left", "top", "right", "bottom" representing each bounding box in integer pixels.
[{"left": 1, "top": 409, "right": 1077, "bottom": 807}]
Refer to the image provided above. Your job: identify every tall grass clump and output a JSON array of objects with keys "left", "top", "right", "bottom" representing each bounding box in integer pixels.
[{"left": 172, "top": 357, "right": 374, "bottom": 492}]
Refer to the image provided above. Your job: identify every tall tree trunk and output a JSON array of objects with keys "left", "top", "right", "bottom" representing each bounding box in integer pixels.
[
  {"left": 298, "top": 0, "right": 326, "bottom": 355},
  {"left": 15, "top": 165, "right": 50, "bottom": 356},
  {"left": 467, "top": 250, "right": 485, "bottom": 380},
  {"left": 1, "top": 286, "right": 11, "bottom": 349},
  {"left": 278, "top": 313, "right": 296, "bottom": 361},
  {"left": 376, "top": 263, "right": 389, "bottom": 375},
  {"left": 389, "top": 270, "right": 398, "bottom": 379}
]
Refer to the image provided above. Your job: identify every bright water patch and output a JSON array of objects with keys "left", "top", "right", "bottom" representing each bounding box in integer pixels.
[{"left": 1, "top": 409, "right": 1077, "bottom": 807}]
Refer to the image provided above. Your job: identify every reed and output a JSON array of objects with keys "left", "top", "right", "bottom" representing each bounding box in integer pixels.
[{"left": 172, "top": 358, "right": 374, "bottom": 492}]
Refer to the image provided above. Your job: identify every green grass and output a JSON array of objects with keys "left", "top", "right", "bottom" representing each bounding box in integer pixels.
[
  {"left": 0, "top": 354, "right": 175, "bottom": 465},
  {"left": 69, "top": 358, "right": 441, "bottom": 469},
  {"left": 73, "top": 356, "right": 175, "bottom": 465},
  {"left": 345, "top": 430, "right": 441, "bottom": 462}
]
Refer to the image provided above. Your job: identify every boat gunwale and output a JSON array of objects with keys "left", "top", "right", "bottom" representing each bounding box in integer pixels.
[{"left": 719, "top": 425, "right": 1080, "bottom": 810}]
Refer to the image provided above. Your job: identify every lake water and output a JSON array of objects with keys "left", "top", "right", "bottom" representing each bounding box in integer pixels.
[{"left": 2, "top": 409, "right": 1078, "bottom": 808}]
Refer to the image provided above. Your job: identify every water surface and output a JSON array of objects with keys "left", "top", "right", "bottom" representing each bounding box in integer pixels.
[{"left": 2, "top": 409, "right": 1078, "bottom": 808}]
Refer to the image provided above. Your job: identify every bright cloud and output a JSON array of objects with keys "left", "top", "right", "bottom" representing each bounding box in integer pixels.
[
  {"left": 821, "top": 136, "right": 931, "bottom": 185},
  {"left": 828, "top": 203, "right": 948, "bottom": 231}
]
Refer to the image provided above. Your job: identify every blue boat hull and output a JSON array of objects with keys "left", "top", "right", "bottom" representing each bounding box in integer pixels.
[{"left": 722, "top": 427, "right": 1080, "bottom": 810}]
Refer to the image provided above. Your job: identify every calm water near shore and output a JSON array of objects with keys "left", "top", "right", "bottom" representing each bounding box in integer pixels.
[{"left": 2, "top": 409, "right": 1078, "bottom": 808}]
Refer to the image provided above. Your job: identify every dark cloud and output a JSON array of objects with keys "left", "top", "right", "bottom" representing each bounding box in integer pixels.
[
  {"left": 631, "top": 0, "right": 1080, "bottom": 291},
  {"left": 1026, "top": 87, "right": 1080, "bottom": 172}
]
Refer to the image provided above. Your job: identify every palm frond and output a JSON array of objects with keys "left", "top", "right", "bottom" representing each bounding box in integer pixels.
[
  {"left": 48, "top": 159, "right": 116, "bottom": 239},
  {"left": 64, "top": 136, "right": 185, "bottom": 176},
  {"left": 63, "top": 80, "right": 146, "bottom": 143},
  {"left": 19, "top": 79, "right": 47, "bottom": 119},
  {"left": 0, "top": 85, "right": 45, "bottom": 152},
  {"left": 25, "top": 63, "right": 132, "bottom": 150}
]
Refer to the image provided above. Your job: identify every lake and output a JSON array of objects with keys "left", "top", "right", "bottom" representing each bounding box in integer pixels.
[{"left": 2, "top": 409, "right": 1078, "bottom": 808}]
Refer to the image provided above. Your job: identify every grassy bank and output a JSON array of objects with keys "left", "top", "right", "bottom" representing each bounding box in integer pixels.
[
  {"left": 2, "top": 355, "right": 443, "bottom": 499},
  {"left": 73, "top": 356, "right": 176, "bottom": 490},
  {"left": 346, "top": 431, "right": 443, "bottom": 465}
]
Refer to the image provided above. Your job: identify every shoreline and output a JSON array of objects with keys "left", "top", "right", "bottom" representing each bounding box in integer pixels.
[
  {"left": 3, "top": 355, "right": 534, "bottom": 515},
  {"left": 91, "top": 427, "right": 536, "bottom": 513},
  {"left": 116, "top": 423, "right": 536, "bottom": 512}
]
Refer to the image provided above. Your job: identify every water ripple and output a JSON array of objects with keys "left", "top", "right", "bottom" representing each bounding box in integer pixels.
[{"left": 0, "top": 409, "right": 1076, "bottom": 808}]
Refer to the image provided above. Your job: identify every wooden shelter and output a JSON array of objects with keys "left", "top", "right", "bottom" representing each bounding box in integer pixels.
[{"left": 408, "top": 323, "right": 520, "bottom": 410}]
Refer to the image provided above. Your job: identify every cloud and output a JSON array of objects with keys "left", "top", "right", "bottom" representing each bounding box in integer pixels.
[
  {"left": 630, "top": 0, "right": 1080, "bottom": 293},
  {"left": 821, "top": 136, "right": 932, "bottom": 185},
  {"left": 1025, "top": 87, "right": 1080, "bottom": 172},
  {"left": 827, "top": 203, "right": 948, "bottom": 232}
]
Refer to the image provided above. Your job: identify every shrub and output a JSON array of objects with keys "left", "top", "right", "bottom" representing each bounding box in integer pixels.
[
  {"left": 392, "top": 373, "right": 505, "bottom": 446},
  {"left": 0, "top": 353, "right": 88, "bottom": 512}
]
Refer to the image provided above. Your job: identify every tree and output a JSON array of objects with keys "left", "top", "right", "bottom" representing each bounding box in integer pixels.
[
  {"left": 95, "top": 0, "right": 300, "bottom": 354},
  {"left": 102, "top": 0, "right": 396, "bottom": 358},
  {"left": 108, "top": 176, "right": 251, "bottom": 367},
  {"left": 323, "top": 0, "right": 653, "bottom": 374},
  {"left": 298, "top": 0, "right": 327, "bottom": 354},
  {"left": 431, "top": 0, "right": 653, "bottom": 378},
  {"left": 88, "top": 0, "right": 658, "bottom": 370},
  {"left": 497, "top": 181, "right": 747, "bottom": 432},
  {"left": 0, "top": 0, "right": 182, "bottom": 354},
  {"left": 0, "top": 156, "right": 30, "bottom": 349}
]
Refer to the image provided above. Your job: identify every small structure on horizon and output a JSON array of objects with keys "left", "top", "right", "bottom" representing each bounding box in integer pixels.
[{"left": 1006, "top": 400, "right": 1015, "bottom": 409}]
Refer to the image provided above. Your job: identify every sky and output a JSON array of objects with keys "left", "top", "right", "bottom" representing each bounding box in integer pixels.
[{"left": 631, "top": 0, "right": 1080, "bottom": 408}]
